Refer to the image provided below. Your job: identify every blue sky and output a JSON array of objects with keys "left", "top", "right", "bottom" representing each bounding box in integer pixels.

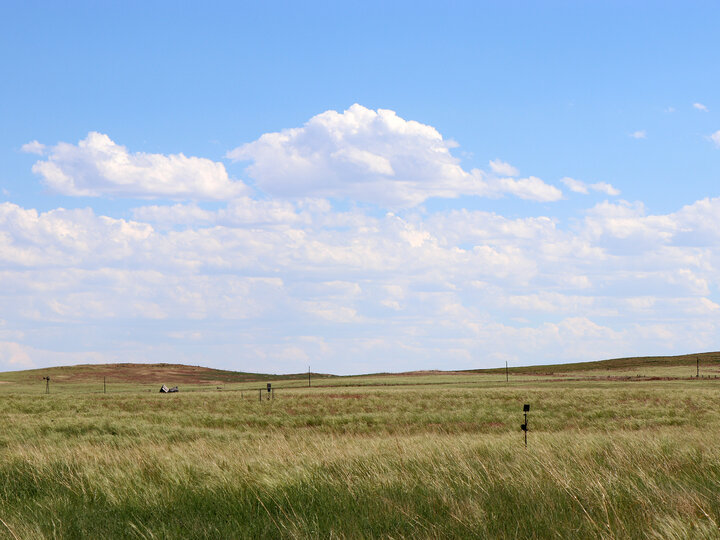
[{"left": 1, "top": 1, "right": 720, "bottom": 373}]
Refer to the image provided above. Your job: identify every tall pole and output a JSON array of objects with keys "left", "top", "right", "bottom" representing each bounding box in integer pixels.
[
  {"left": 308, "top": 365, "right": 311, "bottom": 388},
  {"left": 522, "top": 404, "right": 530, "bottom": 447},
  {"left": 506, "top": 361, "right": 509, "bottom": 383},
  {"left": 104, "top": 377, "right": 106, "bottom": 394},
  {"left": 697, "top": 357, "right": 700, "bottom": 378}
]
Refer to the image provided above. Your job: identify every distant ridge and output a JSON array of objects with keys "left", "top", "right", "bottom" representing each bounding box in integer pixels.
[
  {"left": 0, "top": 363, "right": 332, "bottom": 384},
  {"left": 2, "top": 352, "right": 719, "bottom": 383},
  {"left": 473, "top": 351, "right": 720, "bottom": 375}
]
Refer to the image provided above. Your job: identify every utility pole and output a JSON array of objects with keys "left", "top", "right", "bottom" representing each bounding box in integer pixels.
[
  {"left": 697, "top": 357, "right": 700, "bottom": 378},
  {"left": 308, "top": 365, "right": 311, "bottom": 388},
  {"left": 104, "top": 377, "right": 106, "bottom": 394},
  {"left": 506, "top": 361, "right": 509, "bottom": 383}
]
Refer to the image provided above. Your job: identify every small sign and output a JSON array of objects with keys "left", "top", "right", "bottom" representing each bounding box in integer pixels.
[
  {"left": 267, "top": 383, "right": 272, "bottom": 392},
  {"left": 523, "top": 404, "right": 530, "bottom": 412}
]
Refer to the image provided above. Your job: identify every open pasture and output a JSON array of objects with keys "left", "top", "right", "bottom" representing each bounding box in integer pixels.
[{"left": 1, "top": 359, "right": 720, "bottom": 538}]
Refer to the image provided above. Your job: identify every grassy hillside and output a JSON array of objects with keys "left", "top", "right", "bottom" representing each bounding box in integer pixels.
[
  {"left": 2, "top": 350, "right": 720, "bottom": 390},
  {"left": 475, "top": 350, "right": 720, "bottom": 377},
  {"left": 1, "top": 354, "right": 719, "bottom": 537},
  {"left": 0, "top": 362, "right": 333, "bottom": 386}
]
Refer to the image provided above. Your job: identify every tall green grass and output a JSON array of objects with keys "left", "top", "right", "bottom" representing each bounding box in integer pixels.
[{"left": 1, "top": 381, "right": 719, "bottom": 538}]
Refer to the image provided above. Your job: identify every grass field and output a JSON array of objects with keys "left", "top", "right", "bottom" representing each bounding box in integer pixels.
[{"left": 1, "top": 355, "right": 720, "bottom": 538}]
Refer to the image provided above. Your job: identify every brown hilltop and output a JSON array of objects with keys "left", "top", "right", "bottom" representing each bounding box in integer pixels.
[{"left": 1, "top": 363, "right": 324, "bottom": 385}]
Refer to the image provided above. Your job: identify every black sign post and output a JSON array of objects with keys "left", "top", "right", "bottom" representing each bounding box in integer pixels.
[{"left": 521, "top": 404, "right": 530, "bottom": 447}]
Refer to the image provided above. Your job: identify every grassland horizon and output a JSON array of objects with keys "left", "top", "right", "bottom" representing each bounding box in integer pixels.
[{"left": 1, "top": 352, "right": 719, "bottom": 538}]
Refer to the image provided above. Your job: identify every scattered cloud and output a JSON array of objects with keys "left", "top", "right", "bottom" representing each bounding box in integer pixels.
[
  {"left": 31, "top": 132, "right": 249, "bottom": 200},
  {"left": 630, "top": 130, "right": 647, "bottom": 139},
  {"left": 20, "top": 140, "right": 46, "bottom": 155},
  {"left": 693, "top": 102, "right": 709, "bottom": 112},
  {"left": 710, "top": 130, "right": 720, "bottom": 148},
  {"left": 561, "top": 177, "right": 589, "bottom": 194},
  {"left": 491, "top": 175, "right": 562, "bottom": 202},
  {"left": 228, "top": 104, "right": 561, "bottom": 207},
  {"left": 591, "top": 182, "right": 620, "bottom": 196},
  {"left": 561, "top": 177, "right": 620, "bottom": 196},
  {"left": 0, "top": 341, "right": 34, "bottom": 368},
  {"left": 488, "top": 159, "right": 519, "bottom": 177}
]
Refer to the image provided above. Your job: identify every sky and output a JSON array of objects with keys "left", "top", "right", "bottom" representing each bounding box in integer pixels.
[{"left": 1, "top": 1, "right": 720, "bottom": 374}]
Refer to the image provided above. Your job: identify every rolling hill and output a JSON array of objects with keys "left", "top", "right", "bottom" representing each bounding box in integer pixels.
[
  {"left": 474, "top": 351, "right": 720, "bottom": 376},
  {"left": 2, "top": 351, "right": 720, "bottom": 385},
  {"left": 0, "top": 363, "right": 329, "bottom": 385}
]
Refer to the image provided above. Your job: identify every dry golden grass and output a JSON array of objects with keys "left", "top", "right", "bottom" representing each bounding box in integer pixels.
[{"left": 1, "top": 362, "right": 720, "bottom": 538}]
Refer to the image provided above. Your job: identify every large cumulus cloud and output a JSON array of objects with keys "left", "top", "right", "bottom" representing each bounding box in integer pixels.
[{"left": 228, "top": 104, "right": 562, "bottom": 207}]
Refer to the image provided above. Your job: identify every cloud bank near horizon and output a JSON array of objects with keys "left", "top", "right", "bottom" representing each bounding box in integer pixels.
[
  {"left": 2, "top": 193, "right": 720, "bottom": 374},
  {"left": 5, "top": 105, "right": 720, "bottom": 374}
]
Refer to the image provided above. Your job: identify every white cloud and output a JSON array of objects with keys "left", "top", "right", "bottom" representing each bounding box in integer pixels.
[
  {"left": 591, "top": 182, "right": 621, "bottom": 196},
  {"left": 561, "top": 177, "right": 620, "bottom": 196},
  {"left": 630, "top": 130, "right": 647, "bottom": 139},
  {"left": 228, "top": 104, "right": 561, "bottom": 207},
  {"left": 492, "top": 175, "right": 563, "bottom": 202},
  {"left": 131, "top": 197, "right": 326, "bottom": 228},
  {"left": 31, "top": 132, "right": 248, "bottom": 200},
  {"left": 3, "top": 191, "right": 720, "bottom": 372},
  {"left": 0, "top": 341, "right": 34, "bottom": 368},
  {"left": 488, "top": 159, "right": 519, "bottom": 177},
  {"left": 0, "top": 340, "right": 119, "bottom": 371},
  {"left": 693, "top": 102, "right": 709, "bottom": 112},
  {"left": 561, "top": 177, "right": 589, "bottom": 194},
  {"left": 710, "top": 130, "right": 720, "bottom": 148},
  {"left": 14, "top": 107, "right": 720, "bottom": 372},
  {"left": 20, "top": 140, "right": 46, "bottom": 155}
]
